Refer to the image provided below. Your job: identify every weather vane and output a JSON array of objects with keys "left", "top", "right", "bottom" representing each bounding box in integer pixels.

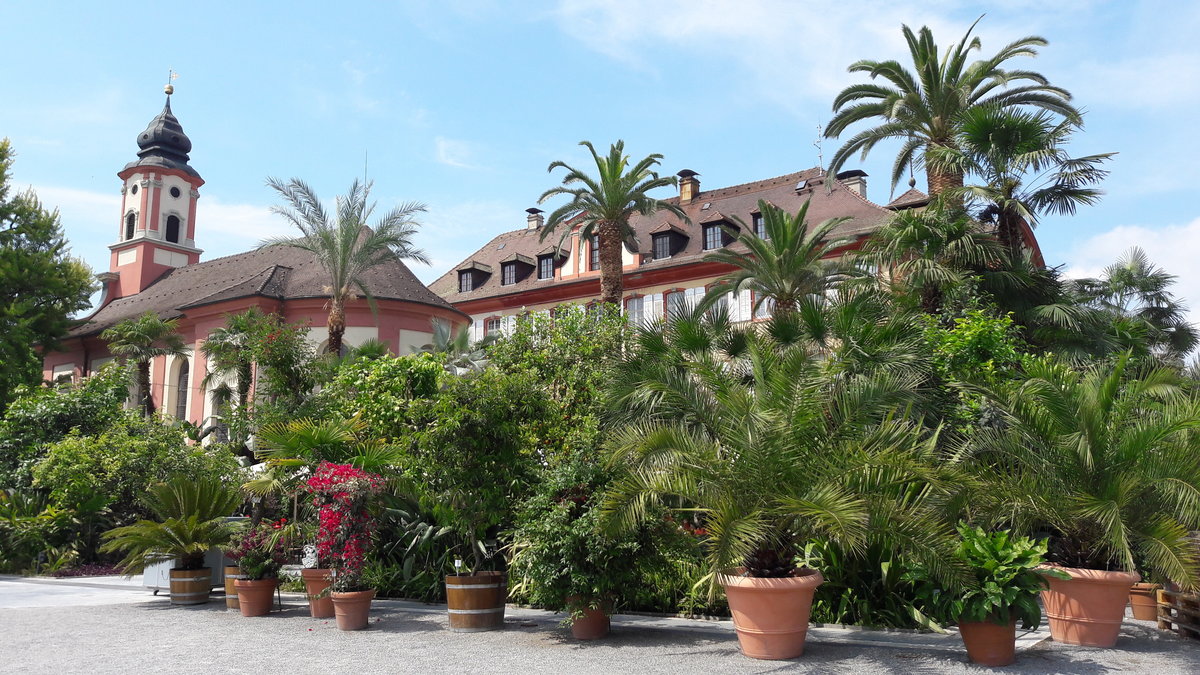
[{"left": 164, "top": 68, "right": 179, "bottom": 96}]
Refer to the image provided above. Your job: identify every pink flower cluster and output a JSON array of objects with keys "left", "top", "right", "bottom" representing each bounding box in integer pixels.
[{"left": 306, "top": 462, "right": 383, "bottom": 582}]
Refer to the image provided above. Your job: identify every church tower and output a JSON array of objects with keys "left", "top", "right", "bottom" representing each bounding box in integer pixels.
[{"left": 106, "top": 84, "right": 204, "bottom": 299}]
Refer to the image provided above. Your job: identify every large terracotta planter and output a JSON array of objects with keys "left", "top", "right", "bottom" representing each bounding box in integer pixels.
[
  {"left": 1039, "top": 565, "right": 1140, "bottom": 647},
  {"left": 223, "top": 566, "right": 243, "bottom": 610},
  {"left": 234, "top": 578, "right": 277, "bottom": 617},
  {"left": 301, "top": 568, "right": 334, "bottom": 618},
  {"left": 718, "top": 567, "right": 824, "bottom": 660},
  {"left": 169, "top": 567, "right": 211, "bottom": 606},
  {"left": 1129, "top": 582, "right": 1162, "bottom": 621},
  {"left": 566, "top": 598, "right": 610, "bottom": 640},
  {"left": 958, "top": 620, "right": 1016, "bottom": 667},
  {"left": 331, "top": 589, "right": 376, "bottom": 630},
  {"left": 445, "top": 572, "right": 507, "bottom": 632}
]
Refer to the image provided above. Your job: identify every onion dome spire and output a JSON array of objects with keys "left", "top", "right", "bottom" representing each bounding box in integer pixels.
[{"left": 123, "top": 79, "right": 200, "bottom": 178}]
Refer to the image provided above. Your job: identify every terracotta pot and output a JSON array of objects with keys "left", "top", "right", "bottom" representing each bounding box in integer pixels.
[
  {"left": 958, "top": 619, "right": 1016, "bottom": 667},
  {"left": 1039, "top": 565, "right": 1140, "bottom": 647},
  {"left": 1129, "top": 582, "right": 1162, "bottom": 621},
  {"left": 445, "top": 572, "right": 507, "bottom": 632},
  {"left": 301, "top": 568, "right": 334, "bottom": 618},
  {"left": 234, "top": 578, "right": 277, "bottom": 617},
  {"left": 169, "top": 567, "right": 211, "bottom": 606},
  {"left": 223, "top": 566, "right": 243, "bottom": 610},
  {"left": 331, "top": 589, "right": 376, "bottom": 631},
  {"left": 567, "top": 600, "right": 610, "bottom": 640},
  {"left": 718, "top": 567, "right": 824, "bottom": 660}
]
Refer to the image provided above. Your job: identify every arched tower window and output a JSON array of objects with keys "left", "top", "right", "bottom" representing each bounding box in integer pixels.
[
  {"left": 125, "top": 212, "right": 136, "bottom": 240},
  {"left": 174, "top": 359, "right": 190, "bottom": 420},
  {"left": 165, "top": 215, "right": 181, "bottom": 244}
]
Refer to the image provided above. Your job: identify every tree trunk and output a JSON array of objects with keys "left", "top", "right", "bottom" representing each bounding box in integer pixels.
[
  {"left": 327, "top": 300, "right": 346, "bottom": 355},
  {"left": 597, "top": 221, "right": 625, "bottom": 307},
  {"left": 138, "top": 360, "right": 155, "bottom": 416},
  {"left": 926, "top": 168, "right": 963, "bottom": 199}
]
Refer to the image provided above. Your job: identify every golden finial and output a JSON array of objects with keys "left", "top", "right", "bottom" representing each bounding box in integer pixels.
[{"left": 164, "top": 68, "right": 178, "bottom": 95}]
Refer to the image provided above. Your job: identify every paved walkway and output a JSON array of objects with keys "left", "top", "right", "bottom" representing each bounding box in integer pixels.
[{"left": 2, "top": 575, "right": 1199, "bottom": 673}]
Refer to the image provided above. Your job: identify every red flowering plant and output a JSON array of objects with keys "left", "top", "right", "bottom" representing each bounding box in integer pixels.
[
  {"left": 305, "top": 462, "right": 385, "bottom": 592},
  {"left": 225, "top": 518, "right": 288, "bottom": 580}
]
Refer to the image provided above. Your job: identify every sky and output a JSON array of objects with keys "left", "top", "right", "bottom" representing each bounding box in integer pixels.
[{"left": 3, "top": 1, "right": 1199, "bottom": 323}]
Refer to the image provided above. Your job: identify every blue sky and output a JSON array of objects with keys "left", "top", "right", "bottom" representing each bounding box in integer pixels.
[{"left": 4, "top": 1, "right": 1199, "bottom": 321}]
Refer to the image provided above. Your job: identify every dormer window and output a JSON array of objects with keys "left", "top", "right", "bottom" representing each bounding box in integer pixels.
[
  {"left": 502, "top": 262, "right": 517, "bottom": 285},
  {"left": 653, "top": 233, "right": 671, "bottom": 259},
  {"left": 703, "top": 223, "right": 735, "bottom": 250},
  {"left": 538, "top": 254, "right": 554, "bottom": 280},
  {"left": 459, "top": 270, "right": 476, "bottom": 292},
  {"left": 753, "top": 212, "right": 767, "bottom": 239}
]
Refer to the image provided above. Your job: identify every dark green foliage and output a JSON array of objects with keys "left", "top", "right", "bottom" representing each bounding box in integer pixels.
[
  {"left": 367, "top": 492, "right": 459, "bottom": 602},
  {"left": 100, "top": 312, "right": 187, "bottom": 416},
  {"left": 939, "top": 525, "right": 1061, "bottom": 628},
  {"left": 0, "top": 139, "right": 96, "bottom": 415},
  {"left": 0, "top": 363, "right": 129, "bottom": 488}
]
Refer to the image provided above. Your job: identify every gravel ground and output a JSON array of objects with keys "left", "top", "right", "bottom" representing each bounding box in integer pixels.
[{"left": 3, "top": 597, "right": 1200, "bottom": 674}]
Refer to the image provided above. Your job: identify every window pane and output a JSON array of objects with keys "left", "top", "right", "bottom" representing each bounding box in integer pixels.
[
  {"left": 590, "top": 235, "right": 600, "bottom": 270},
  {"left": 626, "top": 296, "right": 644, "bottom": 324},
  {"left": 175, "top": 360, "right": 189, "bottom": 419},
  {"left": 502, "top": 263, "right": 516, "bottom": 285},
  {"left": 753, "top": 213, "right": 766, "bottom": 239},
  {"left": 666, "top": 291, "right": 686, "bottom": 319},
  {"left": 459, "top": 271, "right": 473, "bottom": 292},
  {"left": 704, "top": 224, "right": 723, "bottom": 250},
  {"left": 653, "top": 234, "right": 670, "bottom": 259},
  {"left": 539, "top": 256, "right": 553, "bottom": 279}
]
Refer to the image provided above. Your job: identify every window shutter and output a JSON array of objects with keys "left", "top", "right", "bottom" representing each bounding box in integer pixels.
[
  {"left": 647, "top": 293, "right": 662, "bottom": 322},
  {"left": 736, "top": 290, "right": 752, "bottom": 323}
]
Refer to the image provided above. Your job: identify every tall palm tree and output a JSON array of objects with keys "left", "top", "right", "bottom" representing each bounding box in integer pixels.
[
  {"left": 968, "top": 354, "right": 1200, "bottom": 587},
  {"left": 926, "top": 106, "right": 1113, "bottom": 254},
  {"left": 539, "top": 141, "right": 687, "bottom": 306},
  {"left": 1072, "top": 247, "right": 1199, "bottom": 360},
  {"left": 700, "top": 200, "right": 852, "bottom": 316},
  {"left": 100, "top": 311, "right": 187, "bottom": 416},
  {"left": 202, "top": 308, "right": 267, "bottom": 414},
  {"left": 263, "top": 178, "right": 429, "bottom": 355},
  {"left": 825, "top": 19, "right": 1080, "bottom": 197}
]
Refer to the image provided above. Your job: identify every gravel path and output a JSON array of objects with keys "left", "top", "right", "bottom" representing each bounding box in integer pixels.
[{"left": 3, "top": 595, "right": 1200, "bottom": 675}]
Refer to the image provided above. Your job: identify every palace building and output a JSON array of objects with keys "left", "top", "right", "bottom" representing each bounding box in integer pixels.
[
  {"left": 431, "top": 167, "right": 938, "bottom": 339},
  {"left": 40, "top": 91, "right": 467, "bottom": 425}
]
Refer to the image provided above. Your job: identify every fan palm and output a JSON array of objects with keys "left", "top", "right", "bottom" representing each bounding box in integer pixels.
[
  {"left": 418, "top": 317, "right": 494, "bottom": 375},
  {"left": 100, "top": 311, "right": 187, "bottom": 415},
  {"left": 202, "top": 308, "right": 267, "bottom": 413},
  {"left": 245, "top": 416, "right": 401, "bottom": 499},
  {"left": 926, "top": 106, "right": 1113, "bottom": 254},
  {"left": 1071, "top": 247, "right": 1199, "bottom": 361},
  {"left": 100, "top": 475, "right": 244, "bottom": 573},
  {"left": 968, "top": 353, "right": 1200, "bottom": 587},
  {"left": 825, "top": 19, "right": 1080, "bottom": 197},
  {"left": 539, "top": 140, "right": 687, "bottom": 306},
  {"left": 602, "top": 312, "right": 970, "bottom": 596},
  {"left": 700, "top": 200, "right": 853, "bottom": 317},
  {"left": 263, "top": 177, "right": 429, "bottom": 355}
]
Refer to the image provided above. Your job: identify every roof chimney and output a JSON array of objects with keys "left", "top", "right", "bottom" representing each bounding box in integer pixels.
[
  {"left": 525, "top": 207, "right": 544, "bottom": 230},
  {"left": 677, "top": 169, "right": 700, "bottom": 204},
  {"left": 836, "top": 170, "right": 868, "bottom": 199}
]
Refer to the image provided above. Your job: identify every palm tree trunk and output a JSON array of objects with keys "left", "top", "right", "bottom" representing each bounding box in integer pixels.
[
  {"left": 138, "top": 360, "right": 155, "bottom": 416},
  {"left": 327, "top": 300, "right": 346, "bottom": 355},
  {"left": 597, "top": 221, "right": 625, "bottom": 307},
  {"left": 926, "top": 169, "right": 963, "bottom": 199}
]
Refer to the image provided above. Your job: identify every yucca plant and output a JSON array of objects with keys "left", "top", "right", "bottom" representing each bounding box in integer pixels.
[
  {"left": 602, "top": 307, "right": 970, "bottom": 597},
  {"left": 969, "top": 353, "right": 1200, "bottom": 587},
  {"left": 100, "top": 475, "right": 244, "bottom": 573}
]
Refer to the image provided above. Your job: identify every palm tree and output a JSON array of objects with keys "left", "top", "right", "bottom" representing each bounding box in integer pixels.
[
  {"left": 968, "top": 354, "right": 1200, "bottom": 587},
  {"left": 825, "top": 19, "right": 1080, "bottom": 197},
  {"left": 926, "top": 106, "right": 1113, "bottom": 254},
  {"left": 263, "top": 178, "right": 429, "bottom": 355},
  {"left": 1071, "top": 247, "right": 1199, "bottom": 360},
  {"left": 700, "top": 200, "right": 853, "bottom": 317},
  {"left": 539, "top": 141, "right": 687, "bottom": 306},
  {"left": 418, "top": 318, "right": 494, "bottom": 376},
  {"left": 602, "top": 311, "right": 970, "bottom": 595},
  {"left": 202, "top": 308, "right": 267, "bottom": 416},
  {"left": 100, "top": 311, "right": 187, "bottom": 415}
]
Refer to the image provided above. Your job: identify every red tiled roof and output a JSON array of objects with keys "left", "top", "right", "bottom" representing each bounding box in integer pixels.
[
  {"left": 887, "top": 188, "right": 930, "bottom": 210},
  {"left": 430, "top": 168, "right": 893, "bottom": 302}
]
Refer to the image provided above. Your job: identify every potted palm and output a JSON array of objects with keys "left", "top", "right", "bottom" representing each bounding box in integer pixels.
[
  {"left": 603, "top": 312, "right": 964, "bottom": 660},
  {"left": 974, "top": 354, "right": 1200, "bottom": 647},
  {"left": 101, "top": 475, "right": 243, "bottom": 606},
  {"left": 931, "top": 525, "right": 1065, "bottom": 666},
  {"left": 306, "top": 461, "right": 385, "bottom": 631},
  {"left": 510, "top": 457, "right": 675, "bottom": 640},
  {"left": 226, "top": 519, "right": 287, "bottom": 617}
]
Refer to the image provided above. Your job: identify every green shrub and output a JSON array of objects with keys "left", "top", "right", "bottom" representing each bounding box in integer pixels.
[{"left": 321, "top": 353, "right": 442, "bottom": 440}]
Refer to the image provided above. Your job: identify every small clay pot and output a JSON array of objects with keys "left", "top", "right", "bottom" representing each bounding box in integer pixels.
[
  {"left": 1128, "top": 582, "right": 1162, "bottom": 621},
  {"left": 1039, "top": 565, "right": 1140, "bottom": 647},
  {"left": 331, "top": 589, "right": 376, "bottom": 631},
  {"left": 301, "top": 568, "right": 334, "bottom": 618},
  {"left": 234, "top": 578, "right": 277, "bottom": 617},
  {"left": 958, "top": 619, "right": 1016, "bottom": 667}
]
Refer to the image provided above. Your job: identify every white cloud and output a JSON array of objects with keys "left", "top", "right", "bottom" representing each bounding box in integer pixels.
[
  {"left": 1063, "top": 217, "right": 1200, "bottom": 327},
  {"left": 434, "top": 137, "right": 481, "bottom": 169}
]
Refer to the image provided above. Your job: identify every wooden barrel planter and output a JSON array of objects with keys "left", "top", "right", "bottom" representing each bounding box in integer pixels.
[
  {"left": 169, "top": 567, "right": 212, "bottom": 606},
  {"left": 445, "top": 571, "right": 507, "bottom": 632},
  {"left": 224, "top": 566, "right": 243, "bottom": 610}
]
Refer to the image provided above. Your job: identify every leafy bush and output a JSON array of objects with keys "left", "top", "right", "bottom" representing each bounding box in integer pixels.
[{"left": 320, "top": 353, "right": 442, "bottom": 440}]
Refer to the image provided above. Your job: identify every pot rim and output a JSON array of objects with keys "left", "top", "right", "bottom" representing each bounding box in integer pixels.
[
  {"left": 1036, "top": 564, "right": 1140, "bottom": 585},
  {"left": 331, "top": 589, "right": 377, "bottom": 599},
  {"left": 717, "top": 567, "right": 824, "bottom": 590}
]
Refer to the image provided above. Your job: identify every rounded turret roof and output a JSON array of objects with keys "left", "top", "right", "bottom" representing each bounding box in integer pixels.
[{"left": 123, "top": 96, "right": 200, "bottom": 178}]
